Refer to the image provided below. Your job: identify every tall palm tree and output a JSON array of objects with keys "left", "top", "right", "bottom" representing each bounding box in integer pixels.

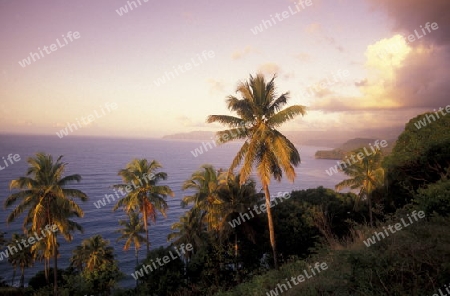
[
  {"left": 113, "top": 159, "right": 174, "bottom": 255},
  {"left": 207, "top": 74, "right": 306, "bottom": 268},
  {"left": 116, "top": 211, "right": 146, "bottom": 273},
  {"left": 335, "top": 148, "right": 385, "bottom": 227},
  {"left": 7, "top": 233, "right": 34, "bottom": 287},
  {"left": 4, "top": 152, "right": 88, "bottom": 295}
]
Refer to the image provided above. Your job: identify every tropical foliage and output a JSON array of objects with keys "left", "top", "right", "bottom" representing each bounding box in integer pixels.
[
  {"left": 207, "top": 73, "right": 306, "bottom": 268},
  {"left": 335, "top": 148, "right": 385, "bottom": 226},
  {"left": 7, "top": 233, "right": 34, "bottom": 287},
  {"left": 113, "top": 158, "right": 174, "bottom": 255},
  {"left": 1, "top": 74, "right": 449, "bottom": 296},
  {"left": 4, "top": 152, "right": 87, "bottom": 294},
  {"left": 116, "top": 211, "right": 146, "bottom": 269}
]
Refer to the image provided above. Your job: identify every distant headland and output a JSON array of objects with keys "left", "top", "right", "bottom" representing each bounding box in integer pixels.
[{"left": 314, "top": 138, "right": 395, "bottom": 160}]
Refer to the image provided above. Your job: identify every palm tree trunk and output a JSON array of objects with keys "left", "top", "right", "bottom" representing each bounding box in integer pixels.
[
  {"left": 11, "top": 268, "right": 16, "bottom": 286},
  {"left": 20, "top": 266, "right": 24, "bottom": 287},
  {"left": 53, "top": 235, "right": 58, "bottom": 296},
  {"left": 235, "top": 232, "right": 239, "bottom": 282},
  {"left": 263, "top": 184, "right": 278, "bottom": 269},
  {"left": 368, "top": 193, "right": 373, "bottom": 227},
  {"left": 45, "top": 258, "right": 48, "bottom": 283},
  {"left": 135, "top": 248, "right": 139, "bottom": 269},
  {"left": 144, "top": 209, "right": 149, "bottom": 256},
  {"left": 135, "top": 247, "right": 138, "bottom": 288}
]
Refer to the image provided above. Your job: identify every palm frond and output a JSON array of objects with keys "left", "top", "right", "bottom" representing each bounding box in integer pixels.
[
  {"left": 206, "top": 115, "right": 244, "bottom": 127},
  {"left": 266, "top": 105, "right": 307, "bottom": 127}
]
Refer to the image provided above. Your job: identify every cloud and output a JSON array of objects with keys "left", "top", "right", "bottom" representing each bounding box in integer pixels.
[
  {"left": 257, "top": 63, "right": 281, "bottom": 76},
  {"left": 176, "top": 116, "right": 208, "bottom": 128},
  {"left": 294, "top": 52, "right": 312, "bottom": 62},
  {"left": 312, "top": 21, "right": 450, "bottom": 112},
  {"left": 304, "top": 22, "right": 322, "bottom": 35},
  {"left": 207, "top": 78, "right": 225, "bottom": 93},
  {"left": 231, "top": 46, "right": 258, "bottom": 60},
  {"left": 355, "top": 79, "right": 368, "bottom": 87},
  {"left": 311, "top": 35, "right": 410, "bottom": 111},
  {"left": 365, "top": 0, "right": 450, "bottom": 109},
  {"left": 368, "top": 0, "right": 450, "bottom": 47},
  {"left": 304, "top": 22, "right": 344, "bottom": 52},
  {"left": 325, "top": 36, "right": 344, "bottom": 52}
]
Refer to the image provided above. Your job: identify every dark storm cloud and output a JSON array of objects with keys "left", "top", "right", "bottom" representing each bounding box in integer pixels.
[
  {"left": 369, "top": 0, "right": 450, "bottom": 47},
  {"left": 367, "top": 0, "right": 450, "bottom": 109}
]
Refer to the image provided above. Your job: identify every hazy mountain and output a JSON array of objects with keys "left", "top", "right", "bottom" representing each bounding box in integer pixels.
[{"left": 162, "top": 126, "right": 403, "bottom": 148}]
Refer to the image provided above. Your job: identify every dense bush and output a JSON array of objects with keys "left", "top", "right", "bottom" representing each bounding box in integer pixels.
[
  {"left": 216, "top": 215, "right": 450, "bottom": 296},
  {"left": 414, "top": 178, "right": 450, "bottom": 217}
]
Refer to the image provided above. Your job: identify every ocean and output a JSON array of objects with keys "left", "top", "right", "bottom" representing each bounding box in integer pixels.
[{"left": 0, "top": 134, "right": 346, "bottom": 288}]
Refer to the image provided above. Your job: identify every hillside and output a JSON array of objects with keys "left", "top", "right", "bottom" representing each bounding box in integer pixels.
[{"left": 315, "top": 138, "right": 395, "bottom": 159}]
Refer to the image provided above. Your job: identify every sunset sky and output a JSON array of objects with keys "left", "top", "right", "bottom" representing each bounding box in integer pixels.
[{"left": 0, "top": 0, "right": 449, "bottom": 138}]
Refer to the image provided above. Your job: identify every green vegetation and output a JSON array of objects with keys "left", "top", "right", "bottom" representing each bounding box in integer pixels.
[
  {"left": 207, "top": 73, "right": 306, "bottom": 269},
  {"left": 315, "top": 138, "right": 394, "bottom": 159},
  {"left": 0, "top": 75, "right": 449, "bottom": 295},
  {"left": 4, "top": 153, "right": 88, "bottom": 295},
  {"left": 336, "top": 148, "right": 385, "bottom": 226},
  {"left": 112, "top": 158, "right": 174, "bottom": 255},
  {"left": 314, "top": 149, "right": 345, "bottom": 160}
]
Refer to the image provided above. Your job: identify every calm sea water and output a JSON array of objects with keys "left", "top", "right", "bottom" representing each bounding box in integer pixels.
[{"left": 0, "top": 135, "right": 345, "bottom": 288}]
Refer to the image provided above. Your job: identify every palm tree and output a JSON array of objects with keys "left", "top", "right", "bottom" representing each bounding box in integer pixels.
[
  {"left": 207, "top": 74, "right": 306, "bottom": 268},
  {"left": 168, "top": 208, "right": 204, "bottom": 262},
  {"left": 215, "top": 172, "right": 262, "bottom": 277},
  {"left": 216, "top": 172, "right": 261, "bottom": 239},
  {"left": 335, "top": 148, "right": 385, "bottom": 227},
  {"left": 79, "top": 235, "right": 115, "bottom": 271},
  {"left": 113, "top": 159, "right": 174, "bottom": 255},
  {"left": 33, "top": 232, "right": 55, "bottom": 282},
  {"left": 4, "top": 152, "right": 88, "bottom": 295},
  {"left": 70, "top": 245, "right": 87, "bottom": 272},
  {"left": 70, "top": 235, "right": 120, "bottom": 295},
  {"left": 181, "top": 165, "right": 222, "bottom": 231},
  {"left": 116, "top": 211, "right": 146, "bottom": 277},
  {"left": 7, "top": 233, "right": 34, "bottom": 287}
]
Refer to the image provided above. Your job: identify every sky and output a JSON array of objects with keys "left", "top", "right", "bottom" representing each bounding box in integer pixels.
[{"left": 0, "top": 0, "right": 449, "bottom": 139}]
